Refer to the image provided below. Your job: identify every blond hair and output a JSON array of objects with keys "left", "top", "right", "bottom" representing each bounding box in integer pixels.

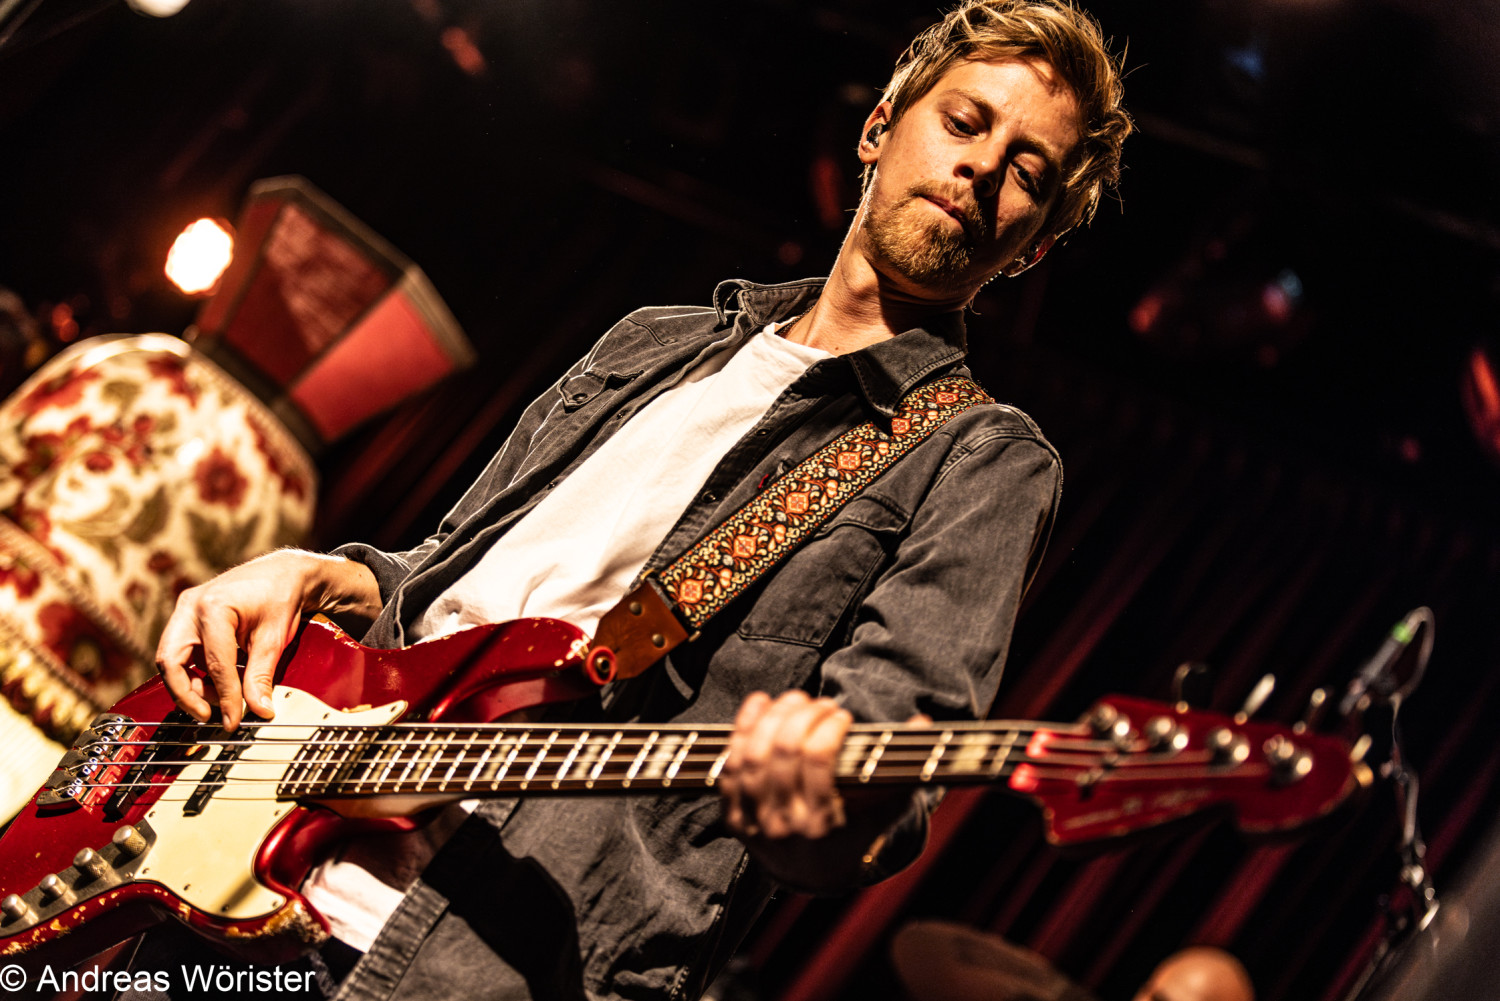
[{"left": 871, "top": 0, "right": 1131, "bottom": 238}]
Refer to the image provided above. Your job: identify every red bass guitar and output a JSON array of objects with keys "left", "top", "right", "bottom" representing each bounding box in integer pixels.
[{"left": 0, "top": 617, "right": 1368, "bottom": 969}]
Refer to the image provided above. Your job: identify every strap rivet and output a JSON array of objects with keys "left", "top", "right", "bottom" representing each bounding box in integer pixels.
[
  {"left": 629, "top": 602, "right": 643, "bottom": 615},
  {"left": 651, "top": 633, "right": 666, "bottom": 648}
]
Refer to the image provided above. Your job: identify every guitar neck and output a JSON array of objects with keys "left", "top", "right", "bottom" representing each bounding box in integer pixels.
[{"left": 280, "top": 721, "right": 1068, "bottom": 800}]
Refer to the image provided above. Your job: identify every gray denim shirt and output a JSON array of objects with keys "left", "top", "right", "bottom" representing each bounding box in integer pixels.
[{"left": 328, "top": 277, "right": 1062, "bottom": 1001}]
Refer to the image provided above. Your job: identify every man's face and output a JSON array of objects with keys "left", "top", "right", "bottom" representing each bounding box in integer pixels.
[{"left": 857, "top": 56, "right": 1082, "bottom": 298}]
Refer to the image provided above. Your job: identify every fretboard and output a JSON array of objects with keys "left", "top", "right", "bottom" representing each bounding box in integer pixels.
[{"left": 276, "top": 721, "right": 1085, "bottom": 800}]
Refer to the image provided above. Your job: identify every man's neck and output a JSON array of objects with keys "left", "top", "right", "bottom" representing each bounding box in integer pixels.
[{"left": 780, "top": 230, "right": 970, "bottom": 356}]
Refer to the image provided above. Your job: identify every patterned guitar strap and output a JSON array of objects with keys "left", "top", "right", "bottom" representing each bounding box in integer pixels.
[{"left": 585, "top": 374, "right": 994, "bottom": 684}]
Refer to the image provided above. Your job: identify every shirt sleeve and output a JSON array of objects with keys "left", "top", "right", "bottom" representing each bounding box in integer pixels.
[{"left": 820, "top": 424, "right": 1062, "bottom": 883}]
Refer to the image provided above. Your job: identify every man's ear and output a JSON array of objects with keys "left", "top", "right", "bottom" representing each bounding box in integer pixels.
[
  {"left": 857, "top": 101, "right": 894, "bottom": 166},
  {"left": 1001, "top": 234, "right": 1057, "bottom": 277}
]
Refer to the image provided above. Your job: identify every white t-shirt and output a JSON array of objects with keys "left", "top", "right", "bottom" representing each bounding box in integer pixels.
[{"left": 303, "top": 323, "right": 830, "bottom": 950}]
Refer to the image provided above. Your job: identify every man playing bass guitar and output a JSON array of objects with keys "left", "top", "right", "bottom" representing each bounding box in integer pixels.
[{"left": 144, "top": 3, "right": 1130, "bottom": 998}]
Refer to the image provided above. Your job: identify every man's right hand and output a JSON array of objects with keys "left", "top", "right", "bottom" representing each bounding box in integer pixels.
[{"left": 154, "top": 550, "right": 381, "bottom": 732}]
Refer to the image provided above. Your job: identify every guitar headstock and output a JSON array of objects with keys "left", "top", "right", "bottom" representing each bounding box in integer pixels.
[{"left": 1012, "top": 695, "right": 1371, "bottom": 846}]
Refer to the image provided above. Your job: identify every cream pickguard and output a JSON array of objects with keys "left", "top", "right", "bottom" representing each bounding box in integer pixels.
[{"left": 131, "top": 688, "right": 405, "bottom": 921}]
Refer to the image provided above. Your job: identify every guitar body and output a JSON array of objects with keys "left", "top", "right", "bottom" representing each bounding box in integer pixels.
[{"left": 0, "top": 616, "right": 594, "bottom": 968}]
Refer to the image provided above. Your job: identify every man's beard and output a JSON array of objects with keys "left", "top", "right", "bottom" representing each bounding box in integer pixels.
[{"left": 864, "top": 184, "right": 986, "bottom": 288}]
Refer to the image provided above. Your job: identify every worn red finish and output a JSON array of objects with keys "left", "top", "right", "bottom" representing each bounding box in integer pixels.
[{"left": 0, "top": 616, "right": 593, "bottom": 969}]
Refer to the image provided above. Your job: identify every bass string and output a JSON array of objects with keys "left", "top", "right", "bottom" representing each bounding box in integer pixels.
[
  {"left": 63, "top": 756, "right": 1252, "bottom": 792},
  {"left": 61, "top": 762, "right": 1261, "bottom": 795},
  {"left": 94, "top": 727, "right": 1101, "bottom": 754},
  {"left": 75, "top": 748, "right": 1222, "bottom": 772},
  {"left": 120, "top": 718, "right": 1077, "bottom": 736}
]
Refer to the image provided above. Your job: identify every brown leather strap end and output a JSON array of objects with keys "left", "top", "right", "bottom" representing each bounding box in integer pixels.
[{"left": 590, "top": 578, "right": 693, "bottom": 680}]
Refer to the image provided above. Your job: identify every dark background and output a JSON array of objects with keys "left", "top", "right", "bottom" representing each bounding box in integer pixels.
[{"left": 2, "top": 1, "right": 1499, "bottom": 999}]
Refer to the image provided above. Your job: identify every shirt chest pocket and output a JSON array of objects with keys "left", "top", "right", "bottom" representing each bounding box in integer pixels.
[
  {"left": 735, "top": 494, "right": 910, "bottom": 648},
  {"left": 558, "top": 368, "right": 642, "bottom": 412}
]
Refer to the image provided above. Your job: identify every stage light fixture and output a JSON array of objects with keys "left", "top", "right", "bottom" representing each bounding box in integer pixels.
[{"left": 165, "top": 218, "right": 234, "bottom": 296}]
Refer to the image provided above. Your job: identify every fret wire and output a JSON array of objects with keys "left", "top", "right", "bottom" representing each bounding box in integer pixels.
[
  {"left": 989, "top": 731, "right": 1019, "bottom": 778},
  {"left": 588, "top": 731, "right": 623, "bottom": 790},
  {"left": 519, "top": 731, "right": 559, "bottom": 790},
  {"left": 442, "top": 729, "right": 478, "bottom": 788},
  {"left": 624, "top": 731, "right": 659, "bottom": 788},
  {"left": 344, "top": 728, "right": 367, "bottom": 794},
  {"left": 353, "top": 728, "right": 391, "bottom": 794},
  {"left": 374, "top": 730, "right": 409, "bottom": 789},
  {"left": 493, "top": 731, "right": 529, "bottom": 787},
  {"left": 314, "top": 727, "right": 346, "bottom": 794},
  {"left": 664, "top": 732, "right": 697, "bottom": 787},
  {"left": 465, "top": 739, "right": 497, "bottom": 793},
  {"left": 858, "top": 731, "right": 892, "bottom": 783},
  {"left": 553, "top": 731, "right": 590, "bottom": 790},
  {"left": 706, "top": 748, "right": 730, "bottom": 786},
  {"left": 416, "top": 731, "right": 448, "bottom": 790},
  {"left": 317, "top": 728, "right": 347, "bottom": 795},
  {"left": 920, "top": 731, "right": 952, "bottom": 782},
  {"left": 282, "top": 734, "right": 312, "bottom": 796},
  {"left": 398, "top": 731, "right": 434, "bottom": 789},
  {"left": 316, "top": 727, "right": 343, "bottom": 795}
]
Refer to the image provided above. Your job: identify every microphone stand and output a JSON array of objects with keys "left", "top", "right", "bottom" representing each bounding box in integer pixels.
[{"left": 1341, "top": 608, "right": 1438, "bottom": 1001}]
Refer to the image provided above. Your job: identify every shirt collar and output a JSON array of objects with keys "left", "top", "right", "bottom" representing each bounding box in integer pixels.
[{"left": 711, "top": 277, "right": 969, "bottom": 417}]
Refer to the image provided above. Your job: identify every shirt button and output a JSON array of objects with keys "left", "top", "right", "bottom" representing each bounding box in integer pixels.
[
  {"left": 700, "top": 490, "right": 718, "bottom": 503},
  {"left": 571, "top": 392, "right": 589, "bottom": 403}
]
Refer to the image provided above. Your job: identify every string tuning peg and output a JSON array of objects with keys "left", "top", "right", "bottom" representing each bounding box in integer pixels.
[
  {"left": 1295, "top": 687, "right": 1329, "bottom": 733},
  {"left": 1235, "top": 673, "right": 1276, "bottom": 722},
  {"left": 1171, "top": 662, "right": 1211, "bottom": 709}
]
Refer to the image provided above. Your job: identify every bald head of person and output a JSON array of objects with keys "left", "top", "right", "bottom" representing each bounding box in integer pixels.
[{"left": 1131, "top": 947, "right": 1255, "bottom": 1001}]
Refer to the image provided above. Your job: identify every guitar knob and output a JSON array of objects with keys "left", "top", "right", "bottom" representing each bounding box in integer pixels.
[
  {"left": 112, "top": 825, "right": 147, "bottom": 858},
  {"left": 74, "top": 847, "right": 109, "bottom": 883},
  {"left": 38, "top": 874, "right": 65, "bottom": 901},
  {"left": 1108, "top": 718, "right": 1135, "bottom": 750},
  {"left": 0, "top": 895, "right": 32, "bottom": 922}
]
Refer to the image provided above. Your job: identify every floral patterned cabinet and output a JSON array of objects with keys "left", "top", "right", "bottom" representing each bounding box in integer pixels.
[{"left": 0, "top": 334, "right": 315, "bottom": 818}]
